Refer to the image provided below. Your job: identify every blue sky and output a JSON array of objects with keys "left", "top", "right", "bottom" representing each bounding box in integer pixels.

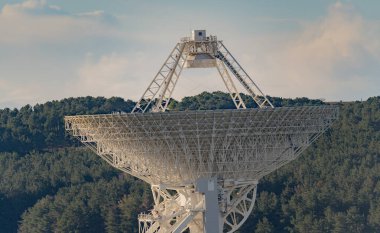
[{"left": 0, "top": 0, "right": 379, "bottom": 108}]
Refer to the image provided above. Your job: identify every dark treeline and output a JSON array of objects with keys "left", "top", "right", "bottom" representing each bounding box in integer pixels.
[
  {"left": 0, "top": 92, "right": 379, "bottom": 232},
  {"left": 0, "top": 92, "right": 323, "bottom": 154},
  {"left": 0, "top": 97, "right": 135, "bottom": 154}
]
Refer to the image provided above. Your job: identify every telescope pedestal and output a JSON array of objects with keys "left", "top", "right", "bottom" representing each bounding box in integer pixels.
[{"left": 138, "top": 179, "right": 258, "bottom": 233}]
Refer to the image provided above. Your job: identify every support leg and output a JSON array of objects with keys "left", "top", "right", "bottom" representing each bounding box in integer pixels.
[
  {"left": 215, "top": 60, "right": 247, "bottom": 109},
  {"left": 138, "top": 181, "right": 258, "bottom": 233},
  {"left": 195, "top": 177, "right": 222, "bottom": 233},
  {"left": 221, "top": 182, "right": 258, "bottom": 233},
  {"left": 132, "top": 42, "right": 187, "bottom": 113},
  {"left": 216, "top": 42, "right": 274, "bottom": 108}
]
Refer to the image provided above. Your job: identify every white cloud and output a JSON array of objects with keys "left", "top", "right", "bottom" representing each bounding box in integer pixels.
[
  {"left": 1, "top": 0, "right": 47, "bottom": 14},
  {"left": 0, "top": 79, "right": 45, "bottom": 108},
  {"left": 77, "top": 54, "right": 130, "bottom": 96},
  {"left": 249, "top": 2, "right": 380, "bottom": 100},
  {"left": 0, "top": 0, "right": 129, "bottom": 108},
  {"left": 73, "top": 53, "right": 228, "bottom": 102},
  {"left": 77, "top": 10, "right": 104, "bottom": 17},
  {"left": 0, "top": 1, "right": 378, "bottom": 109},
  {"left": 72, "top": 53, "right": 151, "bottom": 100},
  {"left": 0, "top": 0, "right": 120, "bottom": 45}
]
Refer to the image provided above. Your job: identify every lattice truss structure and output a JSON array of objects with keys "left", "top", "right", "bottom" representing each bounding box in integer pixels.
[
  {"left": 65, "top": 107, "right": 338, "bottom": 185},
  {"left": 65, "top": 107, "right": 338, "bottom": 232},
  {"left": 132, "top": 30, "right": 273, "bottom": 114},
  {"left": 65, "top": 31, "right": 339, "bottom": 233}
]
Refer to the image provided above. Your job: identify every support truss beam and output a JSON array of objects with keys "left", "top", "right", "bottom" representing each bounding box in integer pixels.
[
  {"left": 132, "top": 43, "right": 187, "bottom": 113},
  {"left": 221, "top": 182, "right": 258, "bottom": 232},
  {"left": 138, "top": 181, "right": 258, "bottom": 233},
  {"left": 216, "top": 60, "right": 246, "bottom": 109},
  {"left": 153, "top": 44, "right": 188, "bottom": 112},
  {"left": 216, "top": 42, "right": 274, "bottom": 108},
  {"left": 139, "top": 185, "right": 204, "bottom": 233},
  {"left": 132, "top": 32, "right": 273, "bottom": 113}
]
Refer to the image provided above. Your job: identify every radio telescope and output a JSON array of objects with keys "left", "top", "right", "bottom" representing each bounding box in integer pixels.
[{"left": 65, "top": 30, "right": 338, "bottom": 233}]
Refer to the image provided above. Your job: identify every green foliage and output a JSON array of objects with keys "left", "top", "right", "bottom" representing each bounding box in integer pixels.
[
  {"left": 19, "top": 178, "right": 150, "bottom": 233},
  {"left": 0, "top": 149, "right": 120, "bottom": 232},
  {"left": 171, "top": 91, "right": 325, "bottom": 111},
  {"left": 255, "top": 217, "right": 274, "bottom": 233},
  {"left": 0, "top": 96, "right": 135, "bottom": 154},
  {"left": 0, "top": 93, "right": 378, "bottom": 232},
  {"left": 239, "top": 96, "right": 380, "bottom": 233}
]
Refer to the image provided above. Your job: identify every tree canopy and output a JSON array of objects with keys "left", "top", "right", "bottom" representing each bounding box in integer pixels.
[{"left": 0, "top": 93, "right": 378, "bottom": 232}]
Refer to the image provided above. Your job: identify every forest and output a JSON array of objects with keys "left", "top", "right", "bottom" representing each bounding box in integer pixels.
[{"left": 0, "top": 92, "right": 379, "bottom": 233}]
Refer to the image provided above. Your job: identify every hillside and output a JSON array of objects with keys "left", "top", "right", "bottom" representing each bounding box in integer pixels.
[{"left": 0, "top": 92, "right": 379, "bottom": 233}]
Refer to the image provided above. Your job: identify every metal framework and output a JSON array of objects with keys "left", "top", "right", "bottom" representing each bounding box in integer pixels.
[
  {"left": 65, "top": 107, "right": 338, "bottom": 186},
  {"left": 133, "top": 43, "right": 188, "bottom": 113},
  {"left": 65, "top": 106, "right": 338, "bottom": 232},
  {"left": 132, "top": 30, "right": 273, "bottom": 114},
  {"left": 65, "top": 30, "right": 339, "bottom": 232}
]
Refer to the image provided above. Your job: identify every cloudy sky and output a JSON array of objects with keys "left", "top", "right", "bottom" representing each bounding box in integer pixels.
[{"left": 0, "top": 0, "right": 379, "bottom": 108}]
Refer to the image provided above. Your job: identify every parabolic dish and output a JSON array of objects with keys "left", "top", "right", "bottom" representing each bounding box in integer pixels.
[{"left": 65, "top": 106, "right": 338, "bottom": 186}]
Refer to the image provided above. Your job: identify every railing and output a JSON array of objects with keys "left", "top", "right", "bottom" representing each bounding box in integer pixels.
[{"left": 180, "top": 35, "right": 218, "bottom": 42}]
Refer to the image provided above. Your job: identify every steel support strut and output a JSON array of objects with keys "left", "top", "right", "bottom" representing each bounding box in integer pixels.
[
  {"left": 132, "top": 33, "right": 273, "bottom": 113},
  {"left": 221, "top": 182, "right": 258, "bottom": 232},
  {"left": 132, "top": 43, "right": 188, "bottom": 113},
  {"left": 216, "top": 42, "right": 274, "bottom": 108},
  {"left": 138, "top": 180, "right": 258, "bottom": 233},
  {"left": 138, "top": 184, "right": 204, "bottom": 233},
  {"left": 153, "top": 43, "right": 188, "bottom": 112},
  {"left": 215, "top": 60, "right": 246, "bottom": 109}
]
